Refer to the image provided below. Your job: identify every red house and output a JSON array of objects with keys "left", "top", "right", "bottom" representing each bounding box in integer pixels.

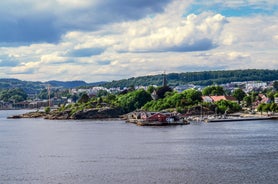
[{"left": 147, "top": 113, "right": 167, "bottom": 122}]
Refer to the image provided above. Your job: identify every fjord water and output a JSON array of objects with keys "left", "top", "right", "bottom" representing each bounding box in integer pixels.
[{"left": 0, "top": 110, "right": 277, "bottom": 184}]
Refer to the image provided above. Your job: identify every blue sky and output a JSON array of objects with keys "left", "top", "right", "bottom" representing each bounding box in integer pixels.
[{"left": 0, "top": 0, "right": 277, "bottom": 82}]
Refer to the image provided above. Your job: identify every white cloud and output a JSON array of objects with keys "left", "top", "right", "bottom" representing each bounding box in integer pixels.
[
  {"left": 113, "top": 12, "right": 227, "bottom": 52},
  {"left": 0, "top": 0, "right": 277, "bottom": 82},
  {"left": 219, "top": 15, "right": 278, "bottom": 52}
]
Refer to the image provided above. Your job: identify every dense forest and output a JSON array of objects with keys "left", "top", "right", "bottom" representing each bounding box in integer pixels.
[{"left": 102, "top": 69, "right": 278, "bottom": 88}]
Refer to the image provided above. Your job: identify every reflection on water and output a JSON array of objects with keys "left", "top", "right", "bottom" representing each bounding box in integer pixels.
[{"left": 0, "top": 110, "right": 278, "bottom": 184}]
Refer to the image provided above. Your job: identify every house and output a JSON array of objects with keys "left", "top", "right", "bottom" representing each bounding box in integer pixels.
[
  {"left": 202, "top": 96, "right": 237, "bottom": 103},
  {"left": 147, "top": 113, "right": 168, "bottom": 122},
  {"left": 258, "top": 94, "right": 271, "bottom": 104},
  {"left": 210, "top": 96, "right": 237, "bottom": 102},
  {"left": 202, "top": 96, "right": 213, "bottom": 103},
  {"left": 151, "top": 90, "right": 158, "bottom": 100}
]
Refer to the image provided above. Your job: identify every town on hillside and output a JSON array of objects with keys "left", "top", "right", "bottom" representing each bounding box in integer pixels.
[{"left": 1, "top": 76, "right": 278, "bottom": 117}]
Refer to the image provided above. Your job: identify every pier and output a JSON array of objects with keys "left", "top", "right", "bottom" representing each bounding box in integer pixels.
[{"left": 205, "top": 116, "right": 278, "bottom": 123}]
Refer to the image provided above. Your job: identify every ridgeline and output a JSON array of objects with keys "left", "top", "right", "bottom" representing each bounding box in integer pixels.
[
  {"left": 0, "top": 78, "right": 105, "bottom": 94},
  {"left": 1, "top": 70, "right": 278, "bottom": 92},
  {"left": 102, "top": 69, "right": 278, "bottom": 88}
]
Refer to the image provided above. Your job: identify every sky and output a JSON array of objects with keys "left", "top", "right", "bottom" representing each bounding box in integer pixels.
[{"left": 0, "top": 0, "right": 277, "bottom": 82}]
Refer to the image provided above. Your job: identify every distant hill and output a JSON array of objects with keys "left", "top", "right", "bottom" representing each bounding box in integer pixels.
[
  {"left": 102, "top": 69, "right": 278, "bottom": 88},
  {"left": 47, "top": 80, "right": 88, "bottom": 88},
  {"left": 47, "top": 80, "right": 107, "bottom": 88},
  {"left": 0, "top": 79, "right": 105, "bottom": 94},
  {"left": 1, "top": 69, "right": 278, "bottom": 93},
  {"left": 0, "top": 78, "right": 44, "bottom": 94}
]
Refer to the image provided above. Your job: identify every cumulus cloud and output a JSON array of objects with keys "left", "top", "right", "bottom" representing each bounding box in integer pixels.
[
  {"left": 219, "top": 15, "right": 278, "bottom": 50},
  {"left": 0, "top": 0, "right": 277, "bottom": 82},
  {"left": 0, "top": 0, "right": 172, "bottom": 44},
  {"left": 0, "top": 54, "right": 20, "bottom": 67},
  {"left": 124, "top": 13, "right": 227, "bottom": 52},
  {"left": 193, "top": 0, "right": 278, "bottom": 10},
  {"left": 66, "top": 48, "right": 105, "bottom": 57}
]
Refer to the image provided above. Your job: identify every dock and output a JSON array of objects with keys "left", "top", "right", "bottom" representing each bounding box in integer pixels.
[
  {"left": 136, "top": 120, "right": 189, "bottom": 126},
  {"left": 205, "top": 116, "right": 275, "bottom": 123}
]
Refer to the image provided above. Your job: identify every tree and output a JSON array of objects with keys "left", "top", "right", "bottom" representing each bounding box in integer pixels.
[
  {"left": 71, "top": 94, "right": 79, "bottom": 103},
  {"left": 10, "top": 95, "right": 24, "bottom": 103},
  {"left": 257, "top": 104, "right": 264, "bottom": 115},
  {"left": 215, "top": 100, "right": 241, "bottom": 114},
  {"left": 267, "top": 91, "right": 275, "bottom": 102},
  {"left": 156, "top": 86, "right": 172, "bottom": 99},
  {"left": 273, "top": 81, "right": 278, "bottom": 91},
  {"left": 38, "top": 89, "right": 54, "bottom": 100},
  {"left": 262, "top": 103, "right": 271, "bottom": 114},
  {"left": 143, "top": 89, "right": 203, "bottom": 112},
  {"left": 270, "top": 103, "right": 278, "bottom": 114},
  {"left": 97, "top": 90, "right": 109, "bottom": 97},
  {"left": 147, "top": 86, "right": 155, "bottom": 94},
  {"left": 45, "top": 106, "right": 51, "bottom": 114},
  {"left": 202, "top": 86, "right": 225, "bottom": 96},
  {"left": 78, "top": 93, "right": 90, "bottom": 103},
  {"left": 0, "top": 88, "right": 27, "bottom": 102},
  {"left": 117, "top": 89, "right": 152, "bottom": 113},
  {"left": 232, "top": 88, "right": 246, "bottom": 103},
  {"left": 243, "top": 95, "right": 252, "bottom": 107},
  {"left": 185, "top": 89, "right": 202, "bottom": 104},
  {"left": 106, "top": 94, "right": 116, "bottom": 103}
]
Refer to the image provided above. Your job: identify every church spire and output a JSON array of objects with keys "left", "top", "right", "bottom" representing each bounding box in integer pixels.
[{"left": 163, "top": 71, "right": 167, "bottom": 87}]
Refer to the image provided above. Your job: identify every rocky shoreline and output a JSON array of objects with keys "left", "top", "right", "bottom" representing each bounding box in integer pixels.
[{"left": 8, "top": 107, "right": 124, "bottom": 120}]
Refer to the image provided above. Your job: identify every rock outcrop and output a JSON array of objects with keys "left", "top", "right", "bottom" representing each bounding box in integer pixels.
[
  {"left": 8, "top": 111, "right": 46, "bottom": 119},
  {"left": 70, "top": 107, "right": 123, "bottom": 119},
  {"left": 8, "top": 107, "right": 124, "bottom": 120}
]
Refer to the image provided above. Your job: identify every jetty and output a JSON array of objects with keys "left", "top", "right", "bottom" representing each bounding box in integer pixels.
[
  {"left": 136, "top": 119, "right": 189, "bottom": 126},
  {"left": 205, "top": 116, "right": 277, "bottom": 123}
]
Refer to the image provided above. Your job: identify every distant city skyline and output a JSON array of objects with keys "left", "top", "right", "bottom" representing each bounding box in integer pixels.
[{"left": 0, "top": 0, "right": 277, "bottom": 82}]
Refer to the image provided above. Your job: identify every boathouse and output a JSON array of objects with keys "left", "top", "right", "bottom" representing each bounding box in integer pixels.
[{"left": 147, "top": 113, "right": 167, "bottom": 122}]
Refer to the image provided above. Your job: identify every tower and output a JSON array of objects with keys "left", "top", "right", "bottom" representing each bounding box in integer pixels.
[{"left": 162, "top": 71, "right": 167, "bottom": 87}]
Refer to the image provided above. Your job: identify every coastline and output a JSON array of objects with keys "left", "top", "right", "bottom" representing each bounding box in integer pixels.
[
  {"left": 7, "top": 107, "right": 123, "bottom": 120},
  {"left": 7, "top": 109, "right": 278, "bottom": 124}
]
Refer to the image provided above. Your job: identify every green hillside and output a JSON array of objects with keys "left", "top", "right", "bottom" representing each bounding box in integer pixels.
[
  {"left": 0, "top": 79, "right": 96, "bottom": 94},
  {"left": 102, "top": 69, "right": 278, "bottom": 88}
]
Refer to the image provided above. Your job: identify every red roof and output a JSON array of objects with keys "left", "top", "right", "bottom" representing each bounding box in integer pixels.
[
  {"left": 210, "top": 96, "right": 237, "bottom": 102},
  {"left": 148, "top": 113, "right": 167, "bottom": 122}
]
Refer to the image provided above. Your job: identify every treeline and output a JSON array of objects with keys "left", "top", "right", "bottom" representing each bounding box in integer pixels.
[
  {"left": 102, "top": 69, "right": 278, "bottom": 88},
  {"left": 0, "top": 88, "right": 28, "bottom": 103},
  {"left": 59, "top": 85, "right": 245, "bottom": 116}
]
